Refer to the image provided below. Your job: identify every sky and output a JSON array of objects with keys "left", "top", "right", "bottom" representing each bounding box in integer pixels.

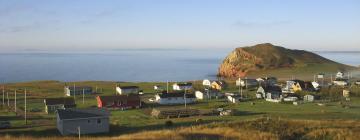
[{"left": 0, "top": 0, "right": 359, "bottom": 52}]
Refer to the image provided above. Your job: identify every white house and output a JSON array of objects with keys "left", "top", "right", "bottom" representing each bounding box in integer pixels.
[
  {"left": 202, "top": 79, "right": 211, "bottom": 87},
  {"left": 283, "top": 80, "right": 297, "bottom": 93},
  {"left": 154, "top": 85, "right": 164, "bottom": 90},
  {"left": 227, "top": 95, "right": 241, "bottom": 103},
  {"left": 304, "top": 95, "right": 315, "bottom": 102},
  {"left": 256, "top": 85, "right": 282, "bottom": 99},
  {"left": 155, "top": 92, "right": 196, "bottom": 105},
  {"left": 311, "top": 81, "right": 320, "bottom": 91},
  {"left": 355, "top": 80, "right": 360, "bottom": 86},
  {"left": 195, "top": 90, "right": 220, "bottom": 100},
  {"left": 283, "top": 97, "right": 298, "bottom": 102},
  {"left": 333, "top": 79, "right": 349, "bottom": 86},
  {"left": 116, "top": 86, "right": 139, "bottom": 95},
  {"left": 56, "top": 108, "right": 109, "bottom": 135},
  {"left": 173, "top": 83, "right": 192, "bottom": 91},
  {"left": 336, "top": 72, "right": 345, "bottom": 79}
]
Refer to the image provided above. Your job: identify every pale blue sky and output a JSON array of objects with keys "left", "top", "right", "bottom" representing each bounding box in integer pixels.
[{"left": 0, "top": 0, "right": 359, "bottom": 51}]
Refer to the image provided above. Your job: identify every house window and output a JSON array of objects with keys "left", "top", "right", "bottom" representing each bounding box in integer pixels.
[{"left": 97, "top": 119, "right": 101, "bottom": 124}]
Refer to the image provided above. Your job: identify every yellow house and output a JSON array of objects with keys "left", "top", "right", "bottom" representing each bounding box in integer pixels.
[
  {"left": 211, "top": 81, "right": 226, "bottom": 90},
  {"left": 291, "top": 80, "right": 315, "bottom": 92}
]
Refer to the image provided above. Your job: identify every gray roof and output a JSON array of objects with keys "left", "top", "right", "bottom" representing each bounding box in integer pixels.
[
  {"left": 57, "top": 109, "right": 105, "bottom": 120},
  {"left": 45, "top": 98, "right": 75, "bottom": 106}
]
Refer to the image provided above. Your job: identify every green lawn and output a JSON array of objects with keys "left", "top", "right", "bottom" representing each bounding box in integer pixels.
[{"left": 1, "top": 80, "right": 360, "bottom": 137}]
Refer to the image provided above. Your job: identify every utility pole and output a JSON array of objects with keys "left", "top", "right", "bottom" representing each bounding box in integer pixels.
[
  {"left": 238, "top": 77, "right": 243, "bottom": 99},
  {"left": 14, "top": 89, "right": 17, "bottom": 113},
  {"left": 82, "top": 88, "right": 85, "bottom": 104},
  {"left": 245, "top": 77, "right": 248, "bottom": 89},
  {"left": 78, "top": 126, "right": 81, "bottom": 139},
  {"left": 2, "top": 86, "right": 4, "bottom": 106},
  {"left": 25, "top": 88, "right": 27, "bottom": 125},
  {"left": 73, "top": 83, "right": 76, "bottom": 100},
  {"left": 184, "top": 89, "right": 187, "bottom": 109},
  {"left": 166, "top": 80, "right": 169, "bottom": 93},
  {"left": 7, "top": 92, "right": 9, "bottom": 106}
]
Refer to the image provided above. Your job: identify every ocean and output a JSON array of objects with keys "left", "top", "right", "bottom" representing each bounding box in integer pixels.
[{"left": 1, "top": 49, "right": 359, "bottom": 83}]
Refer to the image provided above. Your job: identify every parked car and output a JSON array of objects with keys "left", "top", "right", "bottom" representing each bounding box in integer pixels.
[{"left": 0, "top": 121, "right": 11, "bottom": 129}]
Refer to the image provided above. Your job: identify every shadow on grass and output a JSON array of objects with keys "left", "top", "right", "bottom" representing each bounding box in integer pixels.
[{"left": 233, "top": 111, "right": 265, "bottom": 116}]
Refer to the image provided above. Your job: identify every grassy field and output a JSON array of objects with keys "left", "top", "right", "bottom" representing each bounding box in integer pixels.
[{"left": 1, "top": 80, "right": 360, "bottom": 139}]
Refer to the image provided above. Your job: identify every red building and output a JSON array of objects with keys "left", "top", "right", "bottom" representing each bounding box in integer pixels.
[{"left": 96, "top": 95, "right": 141, "bottom": 110}]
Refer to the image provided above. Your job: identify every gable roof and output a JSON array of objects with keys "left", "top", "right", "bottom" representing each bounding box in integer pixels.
[
  {"left": 174, "top": 83, "right": 192, "bottom": 86},
  {"left": 65, "top": 86, "right": 92, "bottom": 91},
  {"left": 57, "top": 109, "right": 105, "bottom": 120},
  {"left": 117, "top": 86, "right": 139, "bottom": 89},
  {"left": 45, "top": 98, "right": 75, "bottom": 106},
  {"left": 97, "top": 95, "right": 140, "bottom": 102},
  {"left": 259, "top": 85, "right": 282, "bottom": 92},
  {"left": 158, "top": 92, "right": 196, "bottom": 98}
]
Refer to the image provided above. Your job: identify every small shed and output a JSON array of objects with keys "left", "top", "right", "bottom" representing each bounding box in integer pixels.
[
  {"left": 56, "top": 108, "right": 109, "bottom": 135},
  {"left": 116, "top": 86, "right": 139, "bottom": 95},
  {"left": 304, "top": 95, "right": 315, "bottom": 102},
  {"left": 173, "top": 83, "right": 192, "bottom": 91},
  {"left": 343, "top": 90, "right": 350, "bottom": 98}
]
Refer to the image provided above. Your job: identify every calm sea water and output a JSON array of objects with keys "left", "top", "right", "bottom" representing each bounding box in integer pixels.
[{"left": 1, "top": 49, "right": 359, "bottom": 83}]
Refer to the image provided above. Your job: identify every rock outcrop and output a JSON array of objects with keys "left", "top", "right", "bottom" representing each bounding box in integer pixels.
[{"left": 218, "top": 43, "right": 341, "bottom": 77}]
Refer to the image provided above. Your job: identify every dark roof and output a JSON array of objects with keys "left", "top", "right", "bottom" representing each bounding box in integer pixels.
[
  {"left": 66, "top": 86, "right": 92, "bottom": 90},
  {"left": 117, "top": 86, "right": 139, "bottom": 89},
  {"left": 57, "top": 109, "right": 104, "bottom": 120},
  {"left": 45, "top": 98, "right": 75, "bottom": 106},
  {"left": 158, "top": 93, "right": 195, "bottom": 98},
  {"left": 175, "top": 83, "right": 192, "bottom": 86},
  {"left": 97, "top": 95, "right": 140, "bottom": 102},
  {"left": 260, "top": 85, "right": 282, "bottom": 92}
]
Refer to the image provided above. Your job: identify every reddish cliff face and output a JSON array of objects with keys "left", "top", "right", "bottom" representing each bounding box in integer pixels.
[
  {"left": 218, "top": 48, "right": 262, "bottom": 77},
  {"left": 218, "top": 43, "right": 340, "bottom": 78}
]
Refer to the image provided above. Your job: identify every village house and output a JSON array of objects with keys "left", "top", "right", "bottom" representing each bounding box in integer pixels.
[
  {"left": 116, "top": 86, "right": 139, "bottom": 95},
  {"left": 283, "top": 80, "right": 297, "bottom": 93},
  {"left": 355, "top": 80, "right": 360, "bottom": 86},
  {"left": 292, "top": 80, "right": 316, "bottom": 92},
  {"left": 211, "top": 81, "right": 226, "bottom": 90},
  {"left": 256, "top": 85, "right": 282, "bottom": 99},
  {"left": 227, "top": 95, "right": 242, "bottom": 103},
  {"left": 44, "top": 98, "right": 76, "bottom": 114},
  {"left": 236, "top": 78, "right": 258, "bottom": 88},
  {"left": 155, "top": 92, "right": 196, "bottom": 105},
  {"left": 336, "top": 71, "right": 345, "bottom": 79},
  {"left": 202, "top": 79, "right": 212, "bottom": 87},
  {"left": 173, "top": 83, "right": 192, "bottom": 91},
  {"left": 56, "top": 108, "right": 109, "bottom": 135},
  {"left": 195, "top": 90, "right": 221, "bottom": 100},
  {"left": 333, "top": 78, "right": 349, "bottom": 86},
  {"left": 153, "top": 85, "right": 164, "bottom": 90},
  {"left": 256, "top": 77, "right": 278, "bottom": 86},
  {"left": 304, "top": 94, "right": 316, "bottom": 102},
  {"left": 64, "top": 86, "right": 93, "bottom": 96},
  {"left": 96, "top": 95, "right": 141, "bottom": 110}
]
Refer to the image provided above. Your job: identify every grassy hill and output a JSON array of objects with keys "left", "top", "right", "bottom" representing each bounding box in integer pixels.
[{"left": 218, "top": 43, "right": 356, "bottom": 78}]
